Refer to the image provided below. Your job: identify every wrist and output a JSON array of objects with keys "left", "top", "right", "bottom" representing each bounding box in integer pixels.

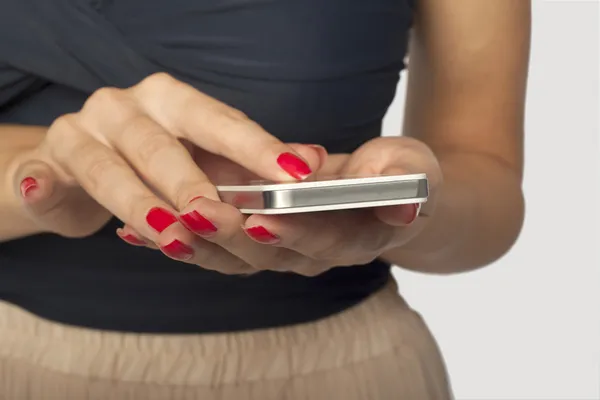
[{"left": 380, "top": 152, "right": 523, "bottom": 273}]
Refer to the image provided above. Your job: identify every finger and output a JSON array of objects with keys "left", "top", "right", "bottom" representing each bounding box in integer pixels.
[
  {"left": 243, "top": 210, "right": 394, "bottom": 264},
  {"left": 13, "top": 157, "right": 112, "bottom": 237},
  {"left": 13, "top": 159, "right": 64, "bottom": 211},
  {"left": 46, "top": 115, "right": 185, "bottom": 241},
  {"left": 131, "top": 73, "right": 320, "bottom": 182},
  {"left": 366, "top": 165, "right": 427, "bottom": 227},
  {"left": 153, "top": 221, "right": 255, "bottom": 275},
  {"left": 179, "top": 197, "right": 313, "bottom": 272},
  {"left": 340, "top": 137, "right": 421, "bottom": 177},
  {"left": 78, "top": 89, "right": 221, "bottom": 209},
  {"left": 116, "top": 224, "right": 156, "bottom": 248},
  {"left": 288, "top": 143, "right": 328, "bottom": 172},
  {"left": 373, "top": 203, "right": 422, "bottom": 227}
]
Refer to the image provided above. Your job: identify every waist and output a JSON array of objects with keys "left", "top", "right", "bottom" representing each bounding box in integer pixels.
[
  {"left": 0, "top": 227, "right": 391, "bottom": 333},
  {"left": 0, "top": 279, "right": 409, "bottom": 386}
]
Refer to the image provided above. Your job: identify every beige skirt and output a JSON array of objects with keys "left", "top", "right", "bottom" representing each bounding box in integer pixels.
[{"left": 0, "top": 280, "right": 452, "bottom": 400}]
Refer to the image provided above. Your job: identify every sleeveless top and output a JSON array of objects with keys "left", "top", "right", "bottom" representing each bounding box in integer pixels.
[{"left": 0, "top": 0, "right": 415, "bottom": 333}]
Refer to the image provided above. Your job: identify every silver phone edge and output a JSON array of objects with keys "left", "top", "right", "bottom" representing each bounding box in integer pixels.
[{"left": 238, "top": 197, "right": 428, "bottom": 215}]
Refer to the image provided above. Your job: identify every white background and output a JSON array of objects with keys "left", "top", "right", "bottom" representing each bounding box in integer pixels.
[{"left": 384, "top": 1, "right": 600, "bottom": 399}]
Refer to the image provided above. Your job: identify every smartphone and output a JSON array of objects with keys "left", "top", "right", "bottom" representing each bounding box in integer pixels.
[{"left": 216, "top": 173, "right": 428, "bottom": 214}]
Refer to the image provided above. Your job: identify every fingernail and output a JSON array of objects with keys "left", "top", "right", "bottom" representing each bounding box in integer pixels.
[
  {"left": 400, "top": 203, "right": 420, "bottom": 225},
  {"left": 20, "top": 177, "right": 38, "bottom": 197},
  {"left": 161, "top": 239, "right": 194, "bottom": 261},
  {"left": 308, "top": 144, "right": 328, "bottom": 167},
  {"left": 146, "top": 207, "right": 178, "bottom": 233},
  {"left": 277, "top": 153, "right": 312, "bottom": 180},
  {"left": 180, "top": 210, "right": 218, "bottom": 236},
  {"left": 188, "top": 196, "right": 204, "bottom": 205},
  {"left": 245, "top": 226, "right": 280, "bottom": 244},
  {"left": 117, "top": 230, "right": 146, "bottom": 246}
]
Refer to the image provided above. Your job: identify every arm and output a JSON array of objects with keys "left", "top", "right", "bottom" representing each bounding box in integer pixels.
[
  {"left": 381, "top": 0, "right": 531, "bottom": 273},
  {"left": 0, "top": 125, "right": 48, "bottom": 240}
]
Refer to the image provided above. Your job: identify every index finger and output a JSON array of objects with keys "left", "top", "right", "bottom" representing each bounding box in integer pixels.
[{"left": 131, "top": 73, "right": 319, "bottom": 182}]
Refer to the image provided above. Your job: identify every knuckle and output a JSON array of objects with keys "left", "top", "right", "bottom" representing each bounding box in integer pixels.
[
  {"left": 247, "top": 249, "right": 285, "bottom": 271},
  {"left": 222, "top": 262, "right": 253, "bottom": 275},
  {"left": 213, "top": 112, "right": 246, "bottom": 135},
  {"left": 210, "top": 108, "right": 256, "bottom": 139},
  {"left": 124, "top": 194, "right": 156, "bottom": 227},
  {"left": 46, "top": 114, "right": 83, "bottom": 161},
  {"left": 362, "top": 230, "right": 393, "bottom": 253},
  {"left": 84, "top": 153, "right": 128, "bottom": 193},
  {"left": 192, "top": 248, "right": 221, "bottom": 270},
  {"left": 354, "top": 253, "right": 379, "bottom": 266},
  {"left": 172, "top": 181, "right": 213, "bottom": 209},
  {"left": 140, "top": 72, "right": 176, "bottom": 90},
  {"left": 310, "top": 233, "right": 347, "bottom": 260},
  {"left": 134, "top": 73, "right": 180, "bottom": 101},
  {"left": 134, "top": 123, "right": 179, "bottom": 164},
  {"left": 80, "top": 88, "right": 136, "bottom": 133},
  {"left": 223, "top": 107, "right": 249, "bottom": 123},
  {"left": 216, "top": 222, "right": 245, "bottom": 248},
  {"left": 85, "top": 87, "right": 125, "bottom": 110},
  {"left": 246, "top": 255, "right": 272, "bottom": 271},
  {"left": 295, "top": 262, "right": 329, "bottom": 277}
]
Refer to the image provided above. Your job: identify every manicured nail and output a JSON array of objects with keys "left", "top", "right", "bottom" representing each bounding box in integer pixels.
[
  {"left": 20, "top": 177, "right": 38, "bottom": 197},
  {"left": 188, "top": 196, "right": 204, "bottom": 205},
  {"left": 180, "top": 210, "right": 218, "bottom": 236},
  {"left": 245, "top": 226, "right": 280, "bottom": 244},
  {"left": 277, "top": 153, "right": 312, "bottom": 180},
  {"left": 146, "top": 207, "right": 178, "bottom": 233},
  {"left": 308, "top": 144, "right": 328, "bottom": 167},
  {"left": 116, "top": 230, "right": 146, "bottom": 246},
  {"left": 161, "top": 239, "right": 194, "bottom": 261},
  {"left": 400, "top": 203, "right": 420, "bottom": 225}
]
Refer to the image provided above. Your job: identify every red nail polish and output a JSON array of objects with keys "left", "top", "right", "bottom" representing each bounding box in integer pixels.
[
  {"left": 308, "top": 144, "right": 328, "bottom": 167},
  {"left": 180, "top": 210, "right": 218, "bottom": 236},
  {"left": 20, "top": 177, "right": 38, "bottom": 197},
  {"left": 118, "top": 232, "right": 146, "bottom": 246},
  {"left": 245, "top": 226, "right": 279, "bottom": 244},
  {"left": 188, "top": 196, "right": 204, "bottom": 205},
  {"left": 161, "top": 239, "right": 194, "bottom": 260},
  {"left": 401, "top": 204, "right": 420, "bottom": 225},
  {"left": 146, "top": 207, "right": 178, "bottom": 233},
  {"left": 277, "top": 153, "right": 312, "bottom": 180}
]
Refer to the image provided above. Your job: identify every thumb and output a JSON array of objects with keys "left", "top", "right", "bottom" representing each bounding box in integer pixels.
[{"left": 13, "top": 159, "right": 69, "bottom": 217}]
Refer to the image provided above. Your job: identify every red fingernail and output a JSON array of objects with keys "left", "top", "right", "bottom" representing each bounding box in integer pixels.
[
  {"left": 20, "top": 177, "right": 38, "bottom": 197},
  {"left": 245, "top": 226, "right": 279, "bottom": 244},
  {"left": 117, "top": 232, "right": 146, "bottom": 246},
  {"left": 277, "top": 153, "right": 312, "bottom": 180},
  {"left": 146, "top": 207, "right": 178, "bottom": 233},
  {"left": 188, "top": 196, "right": 204, "bottom": 205},
  {"left": 308, "top": 144, "right": 328, "bottom": 167},
  {"left": 180, "top": 210, "right": 218, "bottom": 236},
  {"left": 400, "top": 204, "right": 420, "bottom": 225},
  {"left": 161, "top": 239, "right": 194, "bottom": 260}
]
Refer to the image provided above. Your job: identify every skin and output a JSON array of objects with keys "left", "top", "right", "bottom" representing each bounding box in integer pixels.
[{"left": 0, "top": 0, "right": 530, "bottom": 276}]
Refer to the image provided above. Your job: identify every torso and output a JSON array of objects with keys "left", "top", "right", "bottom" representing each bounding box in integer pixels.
[{"left": 0, "top": 0, "right": 415, "bottom": 333}]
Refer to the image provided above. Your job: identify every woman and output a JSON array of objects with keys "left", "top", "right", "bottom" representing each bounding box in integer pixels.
[{"left": 0, "top": 0, "right": 530, "bottom": 398}]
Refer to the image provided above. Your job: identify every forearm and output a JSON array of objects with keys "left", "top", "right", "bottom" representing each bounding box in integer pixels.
[
  {"left": 382, "top": 150, "right": 525, "bottom": 274},
  {"left": 0, "top": 125, "right": 47, "bottom": 241}
]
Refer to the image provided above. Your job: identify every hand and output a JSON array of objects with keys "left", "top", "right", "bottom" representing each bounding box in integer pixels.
[
  {"left": 118, "top": 136, "right": 441, "bottom": 276},
  {"left": 10, "top": 73, "right": 321, "bottom": 269},
  {"left": 235, "top": 136, "right": 443, "bottom": 275}
]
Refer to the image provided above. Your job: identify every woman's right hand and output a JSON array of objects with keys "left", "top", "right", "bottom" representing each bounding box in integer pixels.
[{"left": 10, "top": 72, "right": 320, "bottom": 262}]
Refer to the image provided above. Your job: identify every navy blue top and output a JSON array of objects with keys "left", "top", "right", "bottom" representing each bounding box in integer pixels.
[{"left": 0, "top": 0, "right": 415, "bottom": 333}]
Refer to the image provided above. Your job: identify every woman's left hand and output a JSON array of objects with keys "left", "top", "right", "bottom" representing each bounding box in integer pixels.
[{"left": 238, "top": 136, "right": 443, "bottom": 275}]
